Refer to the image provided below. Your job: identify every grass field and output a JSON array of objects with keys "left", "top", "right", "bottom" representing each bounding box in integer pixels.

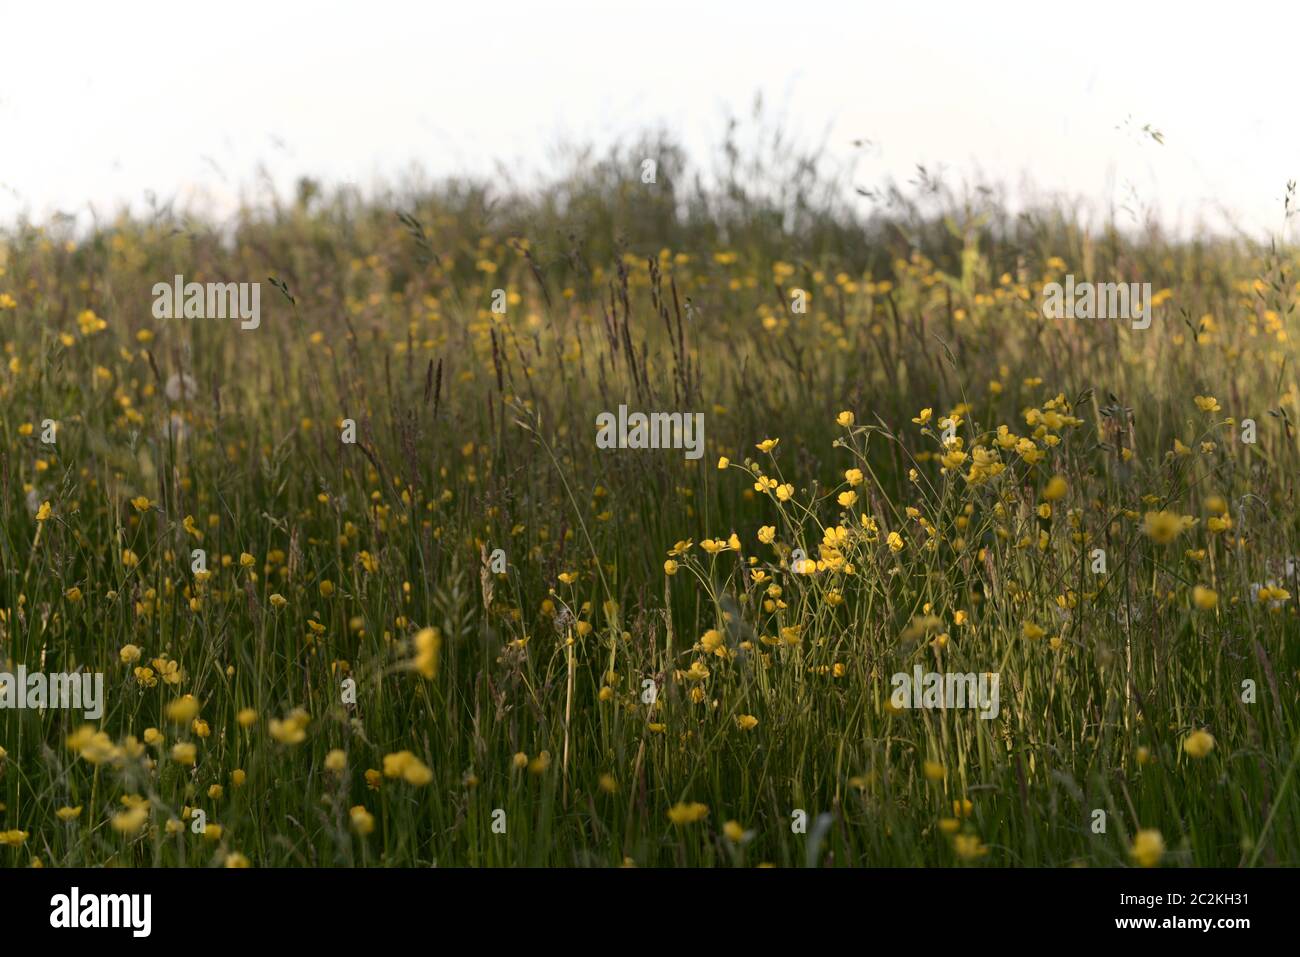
[{"left": 2, "top": 139, "right": 1298, "bottom": 867}]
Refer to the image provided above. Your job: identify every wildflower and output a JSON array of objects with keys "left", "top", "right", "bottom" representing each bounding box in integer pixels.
[
  {"left": 35, "top": 501, "right": 52, "bottom": 521},
  {"left": 412, "top": 626, "right": 441, "bottom": 678},
  {"left": 1143, "top": 511, "right": 1185, "bottom": 545},
  {"left": 736, "top": 714, "right": 758, "bottom": 731},
  {"left": 663, "top": 559, "right": 678, "bottom": 576},
  {"left": 268, "top": 709, "right": 310, "bottom": 745},
  {"left": 1192, "top": 586, "right": 1218, "bottom": 610},
  {"left": 171, "top": 742, "right": 197, "bottom": 766},
  {"left": 350, "top": 806, "right": 375, "bottom": 835},
  {"left": 667, "top": 801, "right": 709, "bottom": 825},
  {"left": 836, "top": 411, "right": 855, "bottom": 427},
  {"left": 1183, "top": 729, "right": 1215, "bottom": 759},
  {"left": 165, "top": 695, "right": 199, "bottom": 723},
  {"left": 952, "top": 834, "right": 988, "bottom": 861},
  {"left": 1130, "top": 829, "right": 1165, "bottom": 867}
]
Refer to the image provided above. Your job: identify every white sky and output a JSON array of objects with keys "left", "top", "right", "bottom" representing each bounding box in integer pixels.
[{"left": 2, "top": 0, "right": 1295, "bottom": 240}]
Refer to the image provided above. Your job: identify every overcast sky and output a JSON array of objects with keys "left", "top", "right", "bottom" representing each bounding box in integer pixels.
[{"left": 2, "top": 0, "right": 1294, "bottom": 240}]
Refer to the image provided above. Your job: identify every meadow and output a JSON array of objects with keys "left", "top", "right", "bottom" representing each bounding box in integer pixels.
[{"left": 1, "top": 133, "right": 1298, "bottom": 867}]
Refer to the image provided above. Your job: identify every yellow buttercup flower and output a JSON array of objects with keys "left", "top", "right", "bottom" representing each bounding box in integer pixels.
[
  {"left": 666, "top": 801, "right": 709, "bottom": 825},
  {"left": 1183, "top": 729, "right": 1215, "bottom": 759},
  {"left": 1130, "top": 829, "right": 1165, "bottom": 867}
]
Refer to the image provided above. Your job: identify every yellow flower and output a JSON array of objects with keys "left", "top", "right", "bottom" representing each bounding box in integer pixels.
[
  {"left": 225, "top": 852, "right": 250, "bottom": 868},
  {"left": 165, "top": 695, "right": 199, "bottom": 723},
  {"left": 844, "top": 468, "right": 864, "bottom": 486},
  {"left": 837, "top": 490, "right": 858, "bottom": 508},
  {"left": 35, "top": 501, "right": 52, "bottom": 521},
  {"left": 119, "top": 644, "right": 142, "bottom": 664},
  {"left": 236, "top": 708, "right": 258, "bottom": 727},
  {"left": 1022, "top": 622, "right": 1046, "bottom": 641},
  {"left": 736, "top": 714, "right": 758, "bottom": 731},
  {"left": 64, "top": 586, "right": 82, "bottom": 602},
  {"left": 663, "top": 559, "right": 678, "bottom": 576},
  {"left": 836, "top": 410, "right": 855, "bottom": 427},
  {"left": 232, "top": 769, "right": 247, "bottom": 787},
  {"left": 319, "top": 580, "right": 335, "bottom": 598},
  {"left": 56, "top": 806, "right": 83, "bottom": 821},
  {"left": 912, "top": 408, "right": 932, "bottom": 425},
  {"left": 382, "top": 750, "right": 433, "bottom": 784},
  {"left": 268, "top": 709, "right": 310, "bottom": 745},
  {"left": 269, "top": 593, "right": 288, "bottom": 609},
  {"left": 1143, "top": 510, "right": 1185, "bottom": 545},
  {"left": 1192, "top": 585, "right": 1218, "bottom": 610},
  {"left": 757, "top": 525, "right": 776, "bottom": 545},
  {"left": 756, "top": 438, "right": 779, "bottom": 453},
  {"left": 886, "top": 531, "right": 904, "bottom": 553},
  {"left": 666, "top": 801, "right": 709, "bottom": 825},
  {"left": 923, "top": 760, "right": 946, "bottom": 782},
  {"left": 121, "top": 549, "right": 139, "bottom": 568},
  {"left": 1193, "top": 395, "right": 1221, "bottom": 413},
  {"left": 412, "top": 626, "right": 441, "bottom": 678},
  {"left": 1183, "top": 729, "right": 1215, "bottom": 759},
  {"left": 716, "top": 456, "right": 730, "bottom": 469},
  {"left": 512, "top": 752, "right": 529, "bottom": 770},
  {"left": 239, "top": 552, "right": 255, "bottom": 567},
  {"left": 952, "top": 834, "right": 988, "bottom": 861},
  {"left": 1130, "top": 829, "right": 1165, "bottom": 867},
  {"left": 324, "top": 749, "right": 348, "bottom": 773},
  {"left": 558, "top": 571, "right": 578, "bottom": 584},
  {"left": 723, "top": 820, "right": 746, "bottom": 842},
  {"left": 130, "top": 496, "right": 151, "bottom": 512},
  {"left": 350, "top": 805, "right": 375, "bottom": 835},
  {"left": 1042, "top": 475, "right": 1067, "bottom": 501},
  {"left": 171, "top": 742, "right": 197, "bottom": 766}
]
